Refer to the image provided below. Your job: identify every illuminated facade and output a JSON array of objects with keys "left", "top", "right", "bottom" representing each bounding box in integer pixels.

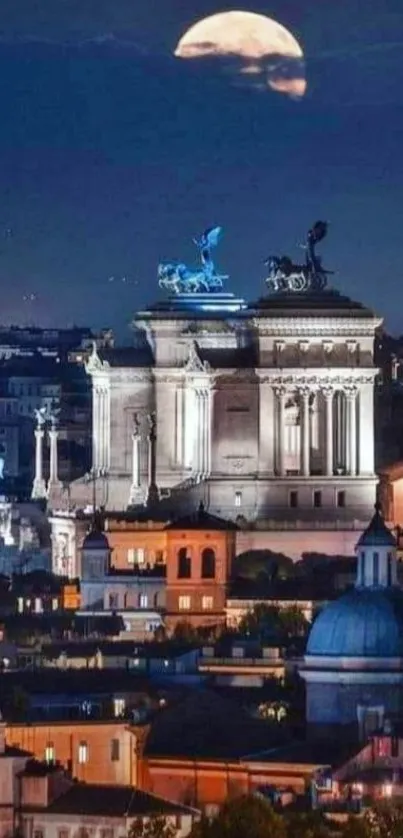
[{"left": 48, "top": 283, "right": 381, "bottom": 573}]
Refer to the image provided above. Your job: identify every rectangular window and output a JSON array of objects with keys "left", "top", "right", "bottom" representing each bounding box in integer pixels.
[
  {"left": 202, "top": 596, "right": 213, "bottom": 611},
  {"left": 127, "top": 547, "right": 145, "bottom": 565},
  {"left": 45, "top": 743, "right": 55, "bottom": 763},
  {"left": 111, "top": 738, "right": 120, "bottom": 761},
  {"left": 139, "top": 594, "right": 148, "bottom": 609},
  {"left": 234, "top": 491, "right": 242, "bottom": 508},
  {"left": 78, "top": 741, "right": 88, "bottom": 764},
  {"left": 289, "top": 490, "right": 298, "bottom": 509},
  {"left": 100, "top": 831, "right": 114, "bottom": 838},
  {"left": 58, "top": 830, "right": 69, "bottom": 838},
  {"left": 179, "top": 596, "right": 191, "bottom": 610},
  {"left": 313, "top": 490, "right": 322, "bottom": 508},
  {"left": 337, "top": 490, "right": 346, "bottom": 508},
  {"left": 34, "top": 831, "right": 44, "bottom": 838}
]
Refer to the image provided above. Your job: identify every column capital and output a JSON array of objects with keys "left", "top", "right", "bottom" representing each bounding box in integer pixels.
[
  {"left": 320, "top": 382, "right": 335, "bottom": 400},
  {"left": 344, "top": 381, "right": 359, "bottom": 399},
  {"left": 272, "top": 382, "right": 288, "bottom": 399}
]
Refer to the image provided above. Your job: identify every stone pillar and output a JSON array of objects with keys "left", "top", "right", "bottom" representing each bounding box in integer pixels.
[
  {"left": 48, "top": 424, "right": 61, "bottom": 489},
  {"left": 345, "top": 383, "right": 358, "bottom": 476},
  {"left": 322, "top": 385, "right": 334, "bottom": 476},
  {"left": 175, "top": 383, "right": 184, "bottom": 467},
  {"left": 259, "top": 380, "right": 275, "bottom": 475},
  {"left": 146, "top": 412, "right": 159, "bottom": 506},
  {"left": 129, "top": 414, "right": 141, "bottom": 504},
  {"left": 31, "top": 426, "right": 47, "bottom": 499},
  {"left": 274, "top": 385, "right": 286, "bottom": 477},
  {"left": 358, "top": 381, "right": 375, "bottom": 475},
  {"left": 300, "top": 387, "right": 311, "bottom": 477}
]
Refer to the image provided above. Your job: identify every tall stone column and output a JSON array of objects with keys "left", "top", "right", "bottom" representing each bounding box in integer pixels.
[
  {"left": 299, "top": 387, "right": 311, "bottom": 477},
  {"left": 129, "top": 413, "right": 141, "bottom": 504},
  {"left": 358, "top": 380, "right": 375, "bottom": 475},
  {"left": 48, "top": 421, "right": 61, "bottom": 490},
  {"left": 345, "top": 383, "right": 358, "bottom": 476},
  {"left": 258, "top": 379, "right": 275, "bottom": 475},
  {"left": 31, "top": 425, "right": 47, "bottom": 499},
  {"left": 146, "top": 412, "right": 159, "bottom": 506},
  {"left": 274, "top": 385, "right": 286, "bottom": 477},
  {"left": 322, "top": 384, "right": 334, "bottom": 476}
]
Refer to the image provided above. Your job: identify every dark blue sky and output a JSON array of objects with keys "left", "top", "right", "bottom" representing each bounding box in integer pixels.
[{"left": 0, "top": 0, "right": 402, "bottom": 337}]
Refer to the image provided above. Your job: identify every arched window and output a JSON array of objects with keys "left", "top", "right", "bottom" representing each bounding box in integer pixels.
[
  {"left": 387, "top": 552, "right": 393, "bottom": 587},
  {"left": 177, "top": 547, "right": 191, "bottom": 579},
  {"left": 360, "top": 551, "right": 365, "bottom": 585},
  {"left": 373, "top": 552, "right": 379, "bottom": 586},
  {"left": 201, "top": 547, "right": 216, "bottom": 579}
]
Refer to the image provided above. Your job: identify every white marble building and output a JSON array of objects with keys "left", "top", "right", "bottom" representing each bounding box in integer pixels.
[{"left": 45, "top": 280, "right": 381, "bottom": 573}]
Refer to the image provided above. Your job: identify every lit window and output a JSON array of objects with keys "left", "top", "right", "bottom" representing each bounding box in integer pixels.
[
  {"left": 202, "top": 596, "right": 213, "bottom": 610},
  {"left": 78, "top": 741, "right": 88, "bottom": 764},
  {"left": 52, "top": 598, "right": 58, "bottom": 611},
  {"left": 113, "top": 698, "right": 125, "bottom": 717},
  {"left": 17, "top": 597, "right": 24, "bottom": 614},
  {"left": 139, "top": 594, "right": 148, "bottom": 608},
  {"left": 45, "top": 743, "right": 55, "bottom": 763},
  {"left": 383, "top": 783, "right": 393, "bottom": 798},
  {"left": 179, "top": 596, "right": 191, "bottom": 610},
  {"left": 34, "top": 597, "right": 42, "bottom": 614},
  {"left": 235, "top": 491, "right": 242, "bottom": 508},
  {"left": 127, "top": 547, "right": 145, "bottom": 565}
]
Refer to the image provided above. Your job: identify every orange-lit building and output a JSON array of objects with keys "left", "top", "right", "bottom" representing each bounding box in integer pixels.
[
  {"left": 379, "top": 462, "right": 403, "bottom": 528},
  {"left": 165, "top": 509, "right": 237, "bottom": 630},
  {"left": 61, "top": 582, "right": 80, "bottom": 610},
  {"left": 105, "top": 516, "right": 167, "bottom": 572},
  {"left": 5, "top": 720, "right": 147, "bottom": 787}
]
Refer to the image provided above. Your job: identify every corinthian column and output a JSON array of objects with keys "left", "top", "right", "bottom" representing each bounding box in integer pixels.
[
  {"left": 322, "top": 384, "right": 334, "bottom": 476},
  {"left": 274, "top": 385, "right": 286, "bottom": 476},
  {"left": 48, "top": 424, "right": 61, "bottom": 489},
  {"left": 146, "top": 412, "right": 159, "bottom": 507},
  {"left": 299, "top": 387, "right": 311, "bottom": 477},
  {"left": 345, "top": 383, "right": 358, "bottom": 476},
  {"left": 31, "top": 425, "right": 47, "bottom": 499},
  {"left": 129, "top": 413, "right": 141, "bottom": 504}
]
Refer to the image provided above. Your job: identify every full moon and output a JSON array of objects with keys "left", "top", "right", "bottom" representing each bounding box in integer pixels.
[{"left": 174, "top": 10, "right": 306, "bottom": 98}]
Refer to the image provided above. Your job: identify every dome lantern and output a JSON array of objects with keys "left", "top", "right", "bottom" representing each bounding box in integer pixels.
[{"left": 355, "top": 502, "right": 397, "bottom": 590}]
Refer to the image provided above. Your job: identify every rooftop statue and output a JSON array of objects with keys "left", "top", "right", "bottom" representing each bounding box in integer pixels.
[
  {"left": 158, "top": 226, "right": 228, "bottom": 294},
  {"left": 265, "top": 220, "right": 332, "bottom": 293}
]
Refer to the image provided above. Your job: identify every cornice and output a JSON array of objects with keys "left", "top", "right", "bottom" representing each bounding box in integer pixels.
[{"left": 253, "top": 316, "right": 381, "bottom": 337}]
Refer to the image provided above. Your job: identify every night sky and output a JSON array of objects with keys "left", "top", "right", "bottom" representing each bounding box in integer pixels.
[{"left": 0, "top": 0, "right": 402, "bottom": 338}]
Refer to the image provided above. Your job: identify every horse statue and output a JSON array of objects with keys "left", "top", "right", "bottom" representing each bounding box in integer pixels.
[
  {"left": 158, "top": 226, "right": 228, "bottom": 294},
  {"left": 265, "top": 221, "right": 332, "bottom": 293}
]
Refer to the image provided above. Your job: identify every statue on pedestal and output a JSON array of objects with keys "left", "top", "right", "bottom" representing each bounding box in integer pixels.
[
  {"left": 158, "top": 226, "right": 228, "bottom": 294},
  {"left": 265, "top": 220, "right": 332, "bottom": 293}
]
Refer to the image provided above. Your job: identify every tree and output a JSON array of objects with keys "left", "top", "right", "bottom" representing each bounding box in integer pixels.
[
  {"left": 238, "top": 604, "right": 281, "bottom": 641},
  {"left": 128, "top": 817, "right": 177, "bottom": 838},
  {"left": 190, "top": 795, "right": 286, "bottom": 838},
  {"left": 277, "top": 606, "right": 309, "bottom": 639},
  {"left": 284, "top": 811, "right": 332, "bottom": 838},
  {"left": 342, "top": 802, "right": 403, "bottom": 838}
]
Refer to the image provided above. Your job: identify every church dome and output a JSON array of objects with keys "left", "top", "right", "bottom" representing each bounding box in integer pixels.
[
  {"left": 307, "top": 587, "right": 403, "bottom": 658},
  {"left": 82, "top": 529, "right": 110, "bottom": 551}
]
